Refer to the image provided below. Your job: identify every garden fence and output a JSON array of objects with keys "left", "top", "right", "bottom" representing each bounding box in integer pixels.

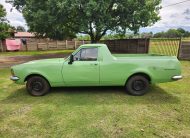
[
  {"left": 1, "top": 38, "right": 190, "bottom": 60},
  {"left": 149, "top": 38, "right": 180, "bottom": 56}
]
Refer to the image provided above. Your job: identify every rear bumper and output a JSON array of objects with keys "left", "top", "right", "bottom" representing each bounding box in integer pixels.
[
  {"left": 172, "top": 75, "right": 183, "bottom": 81},
  {"left": 10, "top": 76, "right": 20, "bottom": 81}
]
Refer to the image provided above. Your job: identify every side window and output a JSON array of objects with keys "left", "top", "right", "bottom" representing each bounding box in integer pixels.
[
  {"left": 74, "top": 48, "right": 98, "bottom": 61},
  {"left": 74, "top": 50, "right": 81, "bottom": 61}
]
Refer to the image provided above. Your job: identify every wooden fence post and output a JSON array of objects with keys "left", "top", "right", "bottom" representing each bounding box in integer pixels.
[
  {"left": 74, "top": 40, "right": 77, "bottom": 49},
  {"left": 26, "top": 42, "right": 28, "bottom": 51},
  {"left": 37, "top": 43, "right": 39, "bottom": 51},
  {"left": 146, "top": 38, "right": 150, "bottom": 53},
  {"left": 56, "top": 40, "right": 58, "bottom": 48},
  {"left": 65, "top": 40, "right": 68, "bottom": 49},
  {"left": 47, "top": 40, "right": 49, "bottom": 50},
  {"left": 0, "top": 40, "right": 3, "bottom": 52},
  {"left": 177, "top": 37, "right": 182, "bottom": 59},
  {"left": 36, "top": 39, "right": 39, "bottom": 51}
]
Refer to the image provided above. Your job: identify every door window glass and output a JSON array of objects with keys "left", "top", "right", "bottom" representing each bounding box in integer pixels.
[{"left": 74, "top": 48, "right": 98, "bottom": 61}]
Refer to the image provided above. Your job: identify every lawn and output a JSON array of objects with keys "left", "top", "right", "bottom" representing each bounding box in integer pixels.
[
  {"left": 149, "top": 38, "right": 190, "bottom": 56},
  {"left": 0, "top": 61, "right": 190, "bottom": 137},
  {"left": 0, "top": 50, "right": 74, "bottom": 57},
  {"left": 149, "top": 39, "right": 180, "bottom": 56}
]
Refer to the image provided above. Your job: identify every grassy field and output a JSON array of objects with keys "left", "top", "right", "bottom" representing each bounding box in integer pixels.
[
  {"left": 0, "top": 61, "right": 190, "bottom": 137},
  {"left": 149, "top": 38, "right": 190, "bottom": 56},
  {"left": 149, "top": 39, "right": 180, "bottom": 56},
  {"left": 0, "top": 50, "right": 74, "bottom": 57}
]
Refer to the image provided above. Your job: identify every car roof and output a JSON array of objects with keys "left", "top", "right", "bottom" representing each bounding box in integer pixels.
[{"left": 80, "top": 43, "right": 106, "bottom": 47}]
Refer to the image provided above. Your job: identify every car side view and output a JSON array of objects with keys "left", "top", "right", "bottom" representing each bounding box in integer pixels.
[{"left": 10, "top": 44, "right": 182, "bottom": 96}]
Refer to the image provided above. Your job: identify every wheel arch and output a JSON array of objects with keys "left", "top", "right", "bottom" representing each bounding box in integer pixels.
[
  {"left": 24, "top": 74, "right": 51, "bottom": 86},
  {"left": 126, "top": 72, "right": 152, "bottom": 84}
]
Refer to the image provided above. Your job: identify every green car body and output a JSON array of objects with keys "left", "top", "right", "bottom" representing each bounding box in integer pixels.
[{"left": 11, "top": 44, "right": 182, "bottom": 92}]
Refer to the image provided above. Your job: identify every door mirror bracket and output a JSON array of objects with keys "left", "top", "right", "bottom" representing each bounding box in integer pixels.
[{"left": 68, "top": 55, "right": 74, "bottom": 64}]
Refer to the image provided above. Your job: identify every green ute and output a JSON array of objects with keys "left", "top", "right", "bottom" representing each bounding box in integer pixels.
[{"left": 10, "top": 44, "right": 182, "bottom": 96}]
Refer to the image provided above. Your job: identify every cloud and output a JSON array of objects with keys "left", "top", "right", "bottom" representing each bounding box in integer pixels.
[
  {"left": 183, "top": 9, "right": 190, "bottom": 15},
  {"left": 141, "top": 0, "right": 190, "bottom": 33}
]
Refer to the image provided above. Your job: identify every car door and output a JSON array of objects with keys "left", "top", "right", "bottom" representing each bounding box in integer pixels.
[{"left": 62, "top": 47, "right": 100, "bottom": 86}]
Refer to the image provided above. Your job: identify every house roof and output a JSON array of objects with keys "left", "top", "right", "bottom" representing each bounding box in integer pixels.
[{"left": 14, "top": 32, "right": 35, "bottom": 38}]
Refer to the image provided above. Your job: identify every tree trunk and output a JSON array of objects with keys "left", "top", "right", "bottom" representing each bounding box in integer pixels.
[
  {"left": 91, "top": 39, "right": 98, "bottom": 43},
  {"left": 90, "top": 35, "right": 101, "bottom": 43}
]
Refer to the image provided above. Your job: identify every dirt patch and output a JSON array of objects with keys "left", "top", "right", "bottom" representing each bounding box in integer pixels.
[{"left": 0, "top": 53, "right": 70, "bottom": 68}]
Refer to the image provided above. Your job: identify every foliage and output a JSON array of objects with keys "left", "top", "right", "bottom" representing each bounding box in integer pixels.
[
  {"left": 11, "top": 0, "right": 161, "bottom": 42},
  {"left": 154, "top": 28, "right": 190, "bottom": 38},
  {"left": 0, "top": 4, "right": 14, "bottom": 40},
  {"left": 16, "top": 25, "right": 26, "bottom": 32},
  {"left": 0, "top": 4, "right": 6, "bottom": 22},
  {"left": 0, "top": 23, "right": 14, "bottom": 40},
  {"left": 141, "top": 32, "right": 153, "bottom": 38}
]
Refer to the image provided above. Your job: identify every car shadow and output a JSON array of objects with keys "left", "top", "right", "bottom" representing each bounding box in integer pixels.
[{"left": 1, "top": 85, "right": 180, "bottom": 106}]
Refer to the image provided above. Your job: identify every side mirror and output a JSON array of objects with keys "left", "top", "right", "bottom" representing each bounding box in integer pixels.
[{"left": 68, "top": 55, "right": 74, "bottom": 64}]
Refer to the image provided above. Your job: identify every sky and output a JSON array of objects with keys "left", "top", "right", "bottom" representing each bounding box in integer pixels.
[{"left": 0, "top": 0, "right": 190, "bottom": 33}]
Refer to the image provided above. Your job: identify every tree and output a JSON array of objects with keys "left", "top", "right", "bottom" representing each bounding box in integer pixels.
[
  {"left": 153, "top": 28, "right": 190, "bottom": 38},
  {"left": 141, "top": 32, "right": 153, "bottom": 38},
  {"left": 0, "top": 4, "right": 13, "bottom": 40},
  {"left": 16, "top": 25, "right": 26, "bottom": 32},
  {"left": 0, "top": 4, "right": 6, "bottom": 22},
  {"left": 11, "top": 0, "right": 161, "bottom": 43},
  {"left": 165, "top": 29, "right": 181, "bottom": 38},
  {"left": 177, "top": 28, "right": 190, "bottom": 37},
  {"left": 153, "top": 32, "right": 165, "bottom": 38}
]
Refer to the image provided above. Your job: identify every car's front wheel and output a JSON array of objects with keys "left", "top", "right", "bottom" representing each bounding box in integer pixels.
[
  {"left": 125, "top": 75, "right": 150, "bottom": 96},
  {"left": 26, "top": 76, "right": 50, "bottom": 96}
]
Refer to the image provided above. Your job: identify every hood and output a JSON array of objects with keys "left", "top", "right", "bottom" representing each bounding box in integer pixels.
[
  {"left": 12, "top": 58, "right": 65, "bottom": 69},
  {"left": 24, "top": 58, "right": 65, "bottom": 65}
]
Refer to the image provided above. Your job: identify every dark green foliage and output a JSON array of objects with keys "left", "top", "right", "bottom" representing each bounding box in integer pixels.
[
  {"left": 16, "top": 26, "right": 26, "bottom": 32},
  {"left": 0, "top": 4, "right": 6, "bottom": 22},
  {"left": 0, "top": 23, "right": 13, "bottom": 40},
  {"left": 0, "top": 4, "right": 14, "bottom": 40},
  {"left": 154, "top": 28, "right": 190, "bottom": 38},
  {"left": 12, "top": 0, "right": 161, "bottom": 42}
]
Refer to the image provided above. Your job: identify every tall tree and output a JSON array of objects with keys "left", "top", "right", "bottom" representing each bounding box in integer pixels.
[
  {"left": 11, "top": 0, "right": 161, "bottom": 43},
  {"left": 153, "top": 28, "right": 190, "bottom": 38},
  {"left": 0, "top": 4, "right": 6, "bottom": 22},
  {"left": 0, "top": 4, "right": 14, "bottom": 40}
]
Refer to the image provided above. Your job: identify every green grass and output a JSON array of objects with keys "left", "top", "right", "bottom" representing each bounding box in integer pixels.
[
  {"left": 0, "top": 50, "right": 74, "bottom": 57},
  {"left": 0, "top": 61, "right": 190, "bottom": 137},
  {"left": 149, "top": 39, "right": 180, "bottom": 56},
  {"left": 149, "top": 38, "right": 190, "bottom": 56}
]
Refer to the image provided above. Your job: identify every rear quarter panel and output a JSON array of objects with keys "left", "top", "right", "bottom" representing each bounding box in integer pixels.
[{"left": 100, "top": 56, "right": 181, "bottom": 85}]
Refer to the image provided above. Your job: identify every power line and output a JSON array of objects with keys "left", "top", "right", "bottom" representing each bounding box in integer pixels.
[{"left": 163, "top": 0, "right": 190, "bottom": 8}]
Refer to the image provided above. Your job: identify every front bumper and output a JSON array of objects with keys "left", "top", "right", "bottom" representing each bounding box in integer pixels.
[
  {"left": 10, "top": 76, "right": 20, "bottom": 81},
  {"left": 172, "top": 75, "right": 183, "bottom": 81}
]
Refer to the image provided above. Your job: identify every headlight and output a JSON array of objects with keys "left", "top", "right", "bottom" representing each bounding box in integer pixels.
[{"left": 11, "top": 69, "right": 15, "bottom": 76}]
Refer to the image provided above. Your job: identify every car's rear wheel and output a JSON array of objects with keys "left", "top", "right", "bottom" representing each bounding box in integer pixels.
[
  {"left": 26, "top": 76, "right": 50, "bottom": 96},
  {"left": 125, "top": 75, "right": 150, "bottom": 96}
]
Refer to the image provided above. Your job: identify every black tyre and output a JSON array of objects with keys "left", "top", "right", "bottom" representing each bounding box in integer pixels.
[
  {"left": 125, "top": 75, "right": 150, "bottom": 96},
  {"left": 26, "top": 76, "right": 50, "bottom": 96}
]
